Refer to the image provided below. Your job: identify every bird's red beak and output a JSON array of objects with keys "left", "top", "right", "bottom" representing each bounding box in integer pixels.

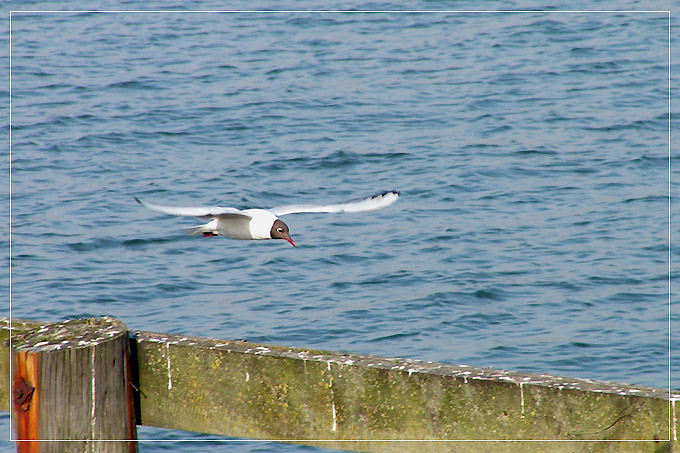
[{"left": 286, "top": 236, "right": 296, "bottom": 247}]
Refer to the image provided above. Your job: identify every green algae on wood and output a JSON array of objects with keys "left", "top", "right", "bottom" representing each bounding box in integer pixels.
[
  {"left": 0, "top": 318, "right": 675, "bottom": 452},
  {"left": 134, "top": 330, "right": 675, "bottom": 452}
]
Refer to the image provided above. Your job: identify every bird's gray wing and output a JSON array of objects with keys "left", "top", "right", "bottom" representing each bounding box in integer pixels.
[
  {"left": 269, "top": 190, "right": 399, "bottom": 216},
  {"left": 135, "top": 197, "right": 252, "bottom": 219}
]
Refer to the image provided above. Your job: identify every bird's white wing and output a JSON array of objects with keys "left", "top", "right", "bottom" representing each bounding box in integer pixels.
[
  {"left": 269, "top": 190, "right": 400, "bottom": 216},
  {"left": 135, "top": 197, "right": 251, "bottom": 219}
]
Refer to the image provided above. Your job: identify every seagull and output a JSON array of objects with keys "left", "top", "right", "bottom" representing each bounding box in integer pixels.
[{"left": 135, "top": 190, "right": 400, "bottom": 246}]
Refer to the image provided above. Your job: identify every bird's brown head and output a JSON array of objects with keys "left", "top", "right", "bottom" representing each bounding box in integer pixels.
[{"left": 270, "top": 219, "right": 296, "bottom": 246}]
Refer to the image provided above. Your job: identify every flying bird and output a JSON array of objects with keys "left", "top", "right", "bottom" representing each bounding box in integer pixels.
[{"left": 135, "top": 190, "right": 400, "bottom": 246}]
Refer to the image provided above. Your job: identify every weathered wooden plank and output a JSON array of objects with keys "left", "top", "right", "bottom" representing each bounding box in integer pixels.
[
  {"left": 0, "top": 318, "right": 674, "bottom": 452},
  {"left": 11, "top": 317, "right": 137, "bottom": 452},
  {"left": 134, "top": 330, "right": 675, "bottom": 452}
]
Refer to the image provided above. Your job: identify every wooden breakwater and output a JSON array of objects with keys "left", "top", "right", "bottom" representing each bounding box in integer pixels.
[{"left": 0, "top": 317, "right": 675, "bottom": 452}]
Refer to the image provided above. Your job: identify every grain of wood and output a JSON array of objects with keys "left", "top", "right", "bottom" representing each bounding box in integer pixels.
[{"left": 11, "top": 317, "right": 136, "bottom": 453}]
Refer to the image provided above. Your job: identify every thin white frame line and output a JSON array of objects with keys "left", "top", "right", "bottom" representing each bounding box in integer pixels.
[
  {"left": 8, "top": 10, "right": 672, "bottom": 14},
  {"left": 7, "top": 9, "right": 673, "bottom": 445},
  {"left": 10, "top": 439, "right": 674, "bottom": 443},
  {"left": 7, "top": 9, "right": 11, "bottom": 444},
  {"left": 668, "top": 10, "right": 673, "bottom": 441}
]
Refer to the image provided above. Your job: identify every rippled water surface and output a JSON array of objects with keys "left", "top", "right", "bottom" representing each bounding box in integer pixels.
[{"left": 3, "top": 3, "right": 676, "bottom": 451}]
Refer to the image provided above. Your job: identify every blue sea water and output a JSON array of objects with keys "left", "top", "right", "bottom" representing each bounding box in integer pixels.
[{"left": 2, "top": 2, "right": 677, "bottom": 451}]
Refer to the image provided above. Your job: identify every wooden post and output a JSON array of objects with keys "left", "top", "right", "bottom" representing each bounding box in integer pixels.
[{"left": 11, "top": 317, "right": 137, "bottom": 452}]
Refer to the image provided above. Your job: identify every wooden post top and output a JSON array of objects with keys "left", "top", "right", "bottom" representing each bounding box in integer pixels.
[{"left": 10, "top": 317, "right": 127, "bottom": 353}]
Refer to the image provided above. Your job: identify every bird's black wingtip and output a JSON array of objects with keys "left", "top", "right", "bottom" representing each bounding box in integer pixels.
[
  {"left": 372, "top": 190, "right": 399, "bottom": 199},
  {"left": 370, "top": 190, "right": 400, "bottom": 201},
  {"left": 134, "top": 196, "right": 142, "bottom": 204}
]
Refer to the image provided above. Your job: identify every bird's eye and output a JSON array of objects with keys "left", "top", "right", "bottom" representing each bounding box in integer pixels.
[{"left": 277, "top": 227, "right": 283, "bottom": 233}]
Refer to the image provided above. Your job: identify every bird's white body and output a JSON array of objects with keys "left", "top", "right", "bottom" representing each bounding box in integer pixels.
[
  {"left": 176, "top": 209, "right": 277, "bottom": 240},
  {"left": 239, "top": 209, "right": 278, "bottom": 240},
  {"left": 135, "top": 190, "right": 400, "bottom": 245}
]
